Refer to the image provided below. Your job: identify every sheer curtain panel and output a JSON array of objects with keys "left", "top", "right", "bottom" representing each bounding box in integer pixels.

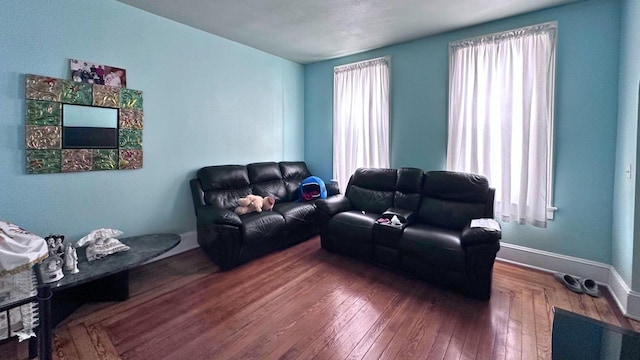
[
  {"left": 447, "top": 22, "right": 557, "bottom": 227},
  {"left": 333, "top": 57, "right": 390, "bottom": 193}
]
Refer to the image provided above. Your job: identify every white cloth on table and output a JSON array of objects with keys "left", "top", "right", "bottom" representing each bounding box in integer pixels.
[
  {"left": 77, "top": 228, "right": 129, "bottom": 261},
  {"left": 0, "top": 221, "right": 48, "bottom": 276},
  {"left": 76, "top": 228, "right": 123, "bottom": 247},
  {"left": 86, "top": 237, "right": 130, "bottom": 261}
]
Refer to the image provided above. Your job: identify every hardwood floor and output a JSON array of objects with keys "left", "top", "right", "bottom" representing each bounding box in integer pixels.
[{"left": 1, "top": 236, "right": 638, "bottom": 359}]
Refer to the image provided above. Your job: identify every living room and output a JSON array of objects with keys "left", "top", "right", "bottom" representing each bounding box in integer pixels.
[{"left": 1, "top": 0, "right": 639, "bottom": 358}]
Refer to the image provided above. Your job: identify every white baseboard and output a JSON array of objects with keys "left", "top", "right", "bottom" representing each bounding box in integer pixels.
[
  {"left": 628, "top": 291, "right": 640, "bottom": 321},
  {"left": 146, "top": 230, "right": 199, "bottom": 263},
  {"left": 497, "top": 242, "right": 640, "bottom": 320},
  {"left": 497, "top": 242, "right": 611, "bottom": 283},
  {"left": 607, "top": 267, "right": 640, "bottom": 321}
]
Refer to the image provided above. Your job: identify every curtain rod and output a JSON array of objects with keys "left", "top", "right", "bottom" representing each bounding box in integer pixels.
[
  {"left": 334, "top": 56, "right": 389, "bottom": 73},
  {"left": 449, "top": 21, "right": 557, "bottom": 49}
]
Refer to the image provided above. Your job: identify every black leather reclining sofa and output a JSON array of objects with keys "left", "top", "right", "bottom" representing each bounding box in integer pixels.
[
  {"left": 190, "top": 161, "right": 338, "bottom": 270},
  {"left": 316, "top": 168, "right": 501, "bottom": 299}
]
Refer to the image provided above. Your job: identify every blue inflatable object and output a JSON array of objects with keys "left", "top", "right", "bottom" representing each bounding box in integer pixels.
[{"left": 299, "top": 176, "right": 327, "bottom": 201}]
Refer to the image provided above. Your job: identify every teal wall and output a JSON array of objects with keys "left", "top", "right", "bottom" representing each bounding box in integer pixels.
[
  {"left": 614, "top": 0, "right": 640, "bottom": 288},
  {"left": 0, "top": 0, "right": 304, "bottom": 240},
  {"left": 305, "top": 0, "right": 620, "bottom": 264}
]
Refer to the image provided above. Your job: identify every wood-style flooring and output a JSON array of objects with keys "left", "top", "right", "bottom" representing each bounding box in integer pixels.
[{"left": 1, "top": 236, "right": 638, "bottom": 360}]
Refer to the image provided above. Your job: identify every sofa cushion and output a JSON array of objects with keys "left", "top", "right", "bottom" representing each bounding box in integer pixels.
[
  {"left": 400, "top": 224, "right": 465, "bottom": 271},
  {"left": 347, "top": 185, "right": 393, "bottom": 214},
  {"left": 273, "top": 202, "right": 316, "bottom": 227},
  {"left": 346, "top": 168, "right": 396, "bottom": 213},
  {"left": 350, "top": 168, "right": 398, "bottom": 190},
  {"left": 240, "top": 211, "right": 286, "bottom": 245},
  {"left": 418, "top": 198, "right": 486, "bottom": 231},
  {"left": 198, "top": 165, "right": 250, "bottom": 191},
  {"left": 247, "top": 162, "right": 287, "bottom": 201},
  {"left": 394, "top": 168, "right": 424, "bottom": 211},
  {"left": 418, "top": 171, "right": 490, "bottom": 231},
  {"left": 326, "top": 210, "right": 379, "bottom": 244},
  {"left": 422, "top": 171, "right": 489, "bottom": 202},
  {"left": 280, "top": 162, "right": 312, "bottom": 202},
  {"left": 197, "top": 165, "right": 251, "bottom": 209}
]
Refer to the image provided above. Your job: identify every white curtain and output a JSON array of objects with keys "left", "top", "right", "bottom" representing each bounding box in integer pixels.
[
  {"left": 333, "top": 57, "right": 390, "bottom": 193},
  {"left": 447, "top": 23, "right": 556, "bottom": 227}
]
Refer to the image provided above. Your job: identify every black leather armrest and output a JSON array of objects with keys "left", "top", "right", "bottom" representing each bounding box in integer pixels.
[
  {"left": 189, "top": 179, "right": 206, "bottom": 216},
  {"left": 461, "top": 223, "right": 502, "bottom": 247},
  {"left": 315, "top": 195, "right": 352, "bottom": 217},
  {"left": 381, "top": 207, "right": 416, "bottom": 224},
  {"left": 326, "top": 181, "right": 340, "bottom": 196},
  {"left": 197, "top": 206, "right": 242, "bottom": 227}
]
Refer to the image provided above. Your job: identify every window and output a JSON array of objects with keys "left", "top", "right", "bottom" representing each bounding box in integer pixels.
[
  {"left": 333, "top": 57, "right": 390, "bottom": 193},
  {"left": 447, "top": 22, "right": 557, "bottom": 227}
]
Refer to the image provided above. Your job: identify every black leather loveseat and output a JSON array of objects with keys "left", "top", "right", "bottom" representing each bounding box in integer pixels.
[
  {"left": 316, "top": 168, "right": 501, "bottom": 299},
  {"left": 190, "top": 161, "right": 338, "bottom": 270}
]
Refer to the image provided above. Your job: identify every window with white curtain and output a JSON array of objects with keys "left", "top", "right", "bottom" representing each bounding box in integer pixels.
[
  {"left": 333, "top": 57, "right": 390, "bottom": 193},
  {"left": 447, "top": 22, "right": 557, "bottom": 228}
]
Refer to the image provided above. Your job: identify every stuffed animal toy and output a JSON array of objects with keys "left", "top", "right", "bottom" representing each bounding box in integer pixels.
[
  {"left": 234, "top": 195, "right": 276, "bottom": 215},
  {"left": 299, "top": 176, "right": 327, "bottom": 201}
]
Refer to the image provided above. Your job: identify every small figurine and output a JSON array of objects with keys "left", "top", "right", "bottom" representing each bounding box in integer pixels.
[
  {"left": 63, "top": 243, "right": 79, "bottom": 274},
  {"left": 54, "top": 235, "right": 65, "bottom": 257},
  {"left": 41, "top": 256, "right": 64, "bottom": 283},
  {"left": 45, "top": 234, "right": 66, "bottom": 257},
  {"left": 70, "top": 248, "right": 79, "bottom": 274},
  {"left": 46, "top": 236, "right": 57, "bottom": 256}
]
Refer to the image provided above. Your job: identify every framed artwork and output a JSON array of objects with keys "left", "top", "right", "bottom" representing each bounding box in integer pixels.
[
  {"left": 69, "top": 59, "right": 127, "bottom": 88},
  {"left": 25, "top": 74, "right": 143, "bottom": 174}
]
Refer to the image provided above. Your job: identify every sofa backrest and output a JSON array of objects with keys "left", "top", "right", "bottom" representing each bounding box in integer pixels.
[
  {"left": 394, "top": 168, "right": 424, "bottom": 211},
  {"left": 345, "top": 167, "right": 426, "bottom": 214},
  {"left": 197, "top": 165, "right": 252, "bottom": 210},
  {"left": 418, "top": 171, "right": 493, "bottom": 230},
  {"left": 279, "top": 162, "right": 312, "bottom": 202},
  {"left": 192, "top": 161, "right": 332, "bottom": 212},
  {"left": 346, "top": 168, "right": 397, "bottom": 214},
  {"left": 247, "top": 162, "right": 288, "bottom": 202}
]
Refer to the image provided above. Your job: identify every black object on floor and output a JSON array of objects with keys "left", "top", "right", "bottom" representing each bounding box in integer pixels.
[{"left": 552, "top": 307, "right": 640, "bottom": 359}]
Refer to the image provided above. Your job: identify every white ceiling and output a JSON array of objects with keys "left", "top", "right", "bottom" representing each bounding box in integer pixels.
[{"left": 117, "top": 0, "right": 579, "bottom": 64}]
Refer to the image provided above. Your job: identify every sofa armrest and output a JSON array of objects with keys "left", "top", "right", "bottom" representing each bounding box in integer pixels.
[
  {"left": 197, "top": 206, "right": 242, "bottom": 227},
  {"left": 190, "top": 179, "right": 206, "bottom": 216},
  {"left": 315, "top": 195, "right": 352, "bottom": 217},
  {"left": 461, "top": 223, "right": 502, "bottom": 247},
  {"left": 326, "top": 181, "right": 340, "bottom": 196},
  {"left": 381, "top": 207, "right": 416, "bottom": 225}
]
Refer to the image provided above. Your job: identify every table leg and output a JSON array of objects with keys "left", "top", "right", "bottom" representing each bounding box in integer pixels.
[
  {"left": 37, "top": 286, "right": 52, "bottom": 360},
  {"left": 27, "top": 335, "right": 37, "bottom": 359}
]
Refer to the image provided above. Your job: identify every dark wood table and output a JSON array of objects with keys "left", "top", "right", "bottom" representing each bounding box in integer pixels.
[
  {"left": 552, "top": 307, "right": 640, "bottom": 359},
  {"left": 36, "top": 233, "right": 180, "bottom": 360}
]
